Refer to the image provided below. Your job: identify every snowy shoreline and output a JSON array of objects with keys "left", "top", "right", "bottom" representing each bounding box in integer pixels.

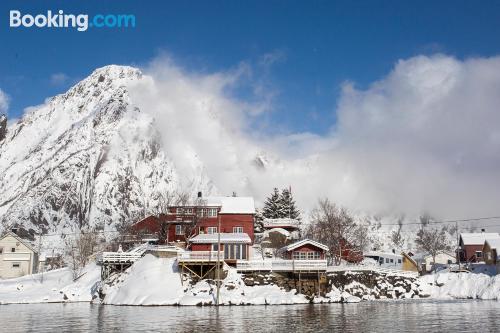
[{"left": 2, "top": 255, "right": 500, "bottom": 306}]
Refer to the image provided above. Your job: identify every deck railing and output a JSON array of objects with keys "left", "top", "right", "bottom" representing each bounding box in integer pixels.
[
  {"left": 101, "top": 252, "right": 143, "bottom": 263},
  {"left": 177, "top": 251, "right": 225, "bottom": 262},
  {"left": 327, "top": 265, "right": 419, "bottom": 277},
  {"left": 236, "top": 259, "right": 328, "bottom": 272},
  {"left": 263, "top": 218, "right": 301, "bottom": 229}
]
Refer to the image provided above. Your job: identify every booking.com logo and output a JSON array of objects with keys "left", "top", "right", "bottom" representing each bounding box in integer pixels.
[{"left": 9, "top": 10, "right": 136, "bottom": 32}]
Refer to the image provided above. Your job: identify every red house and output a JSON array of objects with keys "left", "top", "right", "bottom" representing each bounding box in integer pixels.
[
  {"left": 459, "top": 232, "right": 500, "bottom": 262},
  {"left": 280, "top": 239, "right": 329, "bottom": 260},
  {"left": 131, "top": 196, "right": 255, "bottom": 248}
]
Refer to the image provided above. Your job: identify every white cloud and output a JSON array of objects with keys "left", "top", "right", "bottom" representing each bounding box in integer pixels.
[
  {"left": 0, "top": 89, "right": 9, "bottom": 114},
  {"left": 259, "top": 50, "right": 286, "bottom": 67},
  {"left": 50, "top": 73, "right": 69, "bottom": 85},
  {"left": 129, "top": 54, "right": 500, "bottom": 219},
  {"left": 311, "top": 55, "right": 500, "bottom": 218}
]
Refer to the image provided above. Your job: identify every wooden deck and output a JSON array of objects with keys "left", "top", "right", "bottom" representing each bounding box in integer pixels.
[{"left": 236, "top": 259, "right": 328, "bottom": 272}]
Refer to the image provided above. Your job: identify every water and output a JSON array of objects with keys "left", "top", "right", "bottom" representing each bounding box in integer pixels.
[{"left": 0, "top": 300, "right": 499, "bottom": 332}]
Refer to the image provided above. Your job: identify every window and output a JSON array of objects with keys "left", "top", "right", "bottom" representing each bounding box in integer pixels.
[
  {"left": 11, "top": 248, "right": 15, "bottom": 253},
  {"left": 175, "top": 225, "right": 184, "bottom": 235},
  {"left": 0, "top": 247, "right": 3, "bottom": 254},
  {"left": 397, "top": 259, "right": 402, "bottom": 264},
  {"left": 476, "top": 251, "right": 483, "bottom": 258},
  {"left": 207, "top": 227, "right": 218, "bottom": 234},
  {"left": 212, "top": 244, "right": 219, "bottom": 252},
  {"left": 390, "top": 259, "right": 394, "bottom": 263},
  {"left": 224, "top": 244, "right": 247, "bottom": 260},
  {"left": 233, "top": 226, "right": 244, "bottom": 233},
  {"left": 12, "top": 263, "right": 20, "bottom": 268},
  {"left": 306, "top": 252, "right": 321, "bottom": 260},
  {"left": 207, "top": 208, "right": 217, "bottom": 217},
  {"left": 385, "top": 258, "right": 389, "bottom": 263}
]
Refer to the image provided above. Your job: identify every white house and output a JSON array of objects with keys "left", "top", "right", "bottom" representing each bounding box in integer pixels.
[
  {"left": 0, "top": 231, "right": 39, "bottom": 279},
  {"left": 364, "top": 251, "right": 403, "bottom": 269},
  {"left": 423, "top": 252, "right": 457, "bottom": 272}
]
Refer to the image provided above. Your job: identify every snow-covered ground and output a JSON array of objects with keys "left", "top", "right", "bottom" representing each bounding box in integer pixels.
[
  {"left": 419, "top": 272, "right": 500, "bottom": 300},
  {"left": 0, "top": 263, "right": 100, "bottom": 304},
  {"left": 3, "top": 255, "right": 500, "bottom": 306},
  {"left": 102, "top": 255, "right": 309, "bottom": 306}
]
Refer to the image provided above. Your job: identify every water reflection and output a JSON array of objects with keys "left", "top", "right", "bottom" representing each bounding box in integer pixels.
[{"left": 0, "top": 300, "right": 499, "bottom": 332}]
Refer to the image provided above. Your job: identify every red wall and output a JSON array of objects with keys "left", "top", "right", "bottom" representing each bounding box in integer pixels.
[
  {"left": 191, "top": 244, "right": 212, "bottom": 251},
  {"left": 462, "top": 245, "right": 483, "bottom": 262},
  {"left": 130, "top": 212, "right": 255, "bottom": 244}
]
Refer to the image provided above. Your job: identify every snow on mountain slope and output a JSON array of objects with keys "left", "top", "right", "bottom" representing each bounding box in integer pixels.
[{"left": 0, "top": 65, "right": 218, "bottom": 240}]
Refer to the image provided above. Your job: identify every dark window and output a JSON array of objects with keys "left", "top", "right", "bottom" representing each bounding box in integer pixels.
[
  {"left": 398, "top": 259, "right": 402, "bottom": 264},
  {"left": 0, "top": 247, "right": 3, "bottom": 254},
  {"left": 385, "top": 258, "right": 389, "bottom": 263},
  {"left": 390, "top": 259, "right": 394, "bottom": 263},
  {"left": 11, "top": 248, "right": 15, "bottom": 253},
  {"left": 12, "top": 263, "right": 20, "bottom": 268}
]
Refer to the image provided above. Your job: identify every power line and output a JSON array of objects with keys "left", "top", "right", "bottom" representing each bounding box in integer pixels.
[{"left": 377, "top": 216, "right": 500, "bottom": 226}]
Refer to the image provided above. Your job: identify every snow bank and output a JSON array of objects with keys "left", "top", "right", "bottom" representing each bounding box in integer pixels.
[
  {"left": 0, "top": 263, "right": 100, "bottom": 304},
  {"left": 102, "top": 254, "right": 185, "bottom": 305},
  {"left": 102, "top": 255, "right": 309, "bottom": 306},
  {"left": 418, "top": 272, "right": 500, "bottom": 300}
]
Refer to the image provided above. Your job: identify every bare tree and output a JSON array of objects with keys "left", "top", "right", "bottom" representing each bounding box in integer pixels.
[
  {"left": 391, "top": 215, "right": 405, "bottom": 249},
  {"left": 304, "top": 198, "right": 367, "bottom": 265},
  {"left": 65, "top": 230, "right": 99, "bottom": 279},
  {"left": 415, "top": 226, "right": 451, "bottom": 272}
]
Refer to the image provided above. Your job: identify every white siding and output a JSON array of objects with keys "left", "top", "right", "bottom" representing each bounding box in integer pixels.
[{"left": 0, "top": 235, "right": 36, "bottom": 279}]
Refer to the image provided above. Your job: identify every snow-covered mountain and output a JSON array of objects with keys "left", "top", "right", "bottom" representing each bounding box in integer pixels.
[{"left": 0, "top": 66, "right": 223, "bottom": 239}]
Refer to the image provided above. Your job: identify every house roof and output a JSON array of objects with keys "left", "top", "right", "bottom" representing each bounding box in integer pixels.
[
  {"left": 263, "top": 218, "right": 300, "bottom": 229},
  {"left": 401, "top": 252, "right": 418, "bottom": 266},
  {"left": 460, "top": 233, "right": 500, "bottom": 245},
  {"left": 364, "top": 251, "right": 402, "bottom": 259},
  {"left": 484, "top": 238, "right": 500, "bottom": 251},
  {"left": 0, "top": 231, "right": 37, "bottom": 253},
  {"left": 202, "top": 196, "right": 255, "bottom": 214},
  {"left": 189, "top": 233, "right": 252, "bottom": 244},
  {"left": 281, "top": 239, "right": 329, "bottom": 252}
]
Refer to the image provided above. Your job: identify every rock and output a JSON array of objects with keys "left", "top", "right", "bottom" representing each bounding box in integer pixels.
[{"left": 0, "top": 114, "right": 6, "bottom": 141}]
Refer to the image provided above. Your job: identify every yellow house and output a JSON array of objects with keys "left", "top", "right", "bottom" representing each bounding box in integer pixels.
[
  {"left": 401, "top": 252, "right": 419, "bottom": 272},
  {"left": 0, "top": 231, "right": 39, "bottom": 279}
]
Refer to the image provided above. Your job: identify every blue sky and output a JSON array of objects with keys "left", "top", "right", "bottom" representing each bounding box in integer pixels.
[{"left": 1, "top": 0, "right": 500, "bottom": 134}]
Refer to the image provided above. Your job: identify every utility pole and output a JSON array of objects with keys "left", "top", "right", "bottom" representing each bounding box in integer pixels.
[
  {"left": 216, "top": 210, "right": 221, "bottom": 306},
  {"left": 456, "top": 221, "right": 461, "bottom": 271},
  {"left": 38, "top": 233, "right": 43, "bottom": 283}
]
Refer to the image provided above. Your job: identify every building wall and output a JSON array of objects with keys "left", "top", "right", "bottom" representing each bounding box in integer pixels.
[
  {"left": 402, "top": 256, "right": 418, "bottom": 272},
  {"left": 483, "top": 243, "right": 496, "bottom": 265},
  {"left": 131, "top": 212, "right": 255, "bottom": 244},
  {"left": 461, "top": 244, "right": 484, "bottom": 262},
  {"left": 191, "top": 243, "right": 213, "bottom": 251},
  {"left": 0, "top": 235, "right": 36, "bottom": 279}
]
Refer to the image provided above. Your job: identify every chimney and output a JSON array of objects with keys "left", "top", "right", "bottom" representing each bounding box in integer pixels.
[
  {"left": 481, "top": 229, "right": 485, "bottom": 233},
  {"left": 197, "top": 191, "right": 202, "bottom": 198},
  {"left": 11, "top": 228, "right": 18, "bottom": 235}
]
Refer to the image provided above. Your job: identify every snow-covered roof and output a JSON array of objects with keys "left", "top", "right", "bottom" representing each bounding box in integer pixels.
[
  {"left": 281, "top": 239, "right": 329, "bottom": 252},
  {"left": 460, "top": 233, "right": 500, "bottom": 245},
  {"left": 364, "top": 251, "right": 402, "bottom": 259},
  {"left": 202, "top": 197, "right": 255, "bottom": 214},
  {"left": 190, "top": 233, "right": 251, "bottom": 244},
  {"left": 263, "top": 218, "right": 300, "bottom": 229},
  {"left": 484, "top": 238, "right": 500, "bottom": 250},
  {"left": 0, "top": 231, "right": 37, "bottom": 253}
]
